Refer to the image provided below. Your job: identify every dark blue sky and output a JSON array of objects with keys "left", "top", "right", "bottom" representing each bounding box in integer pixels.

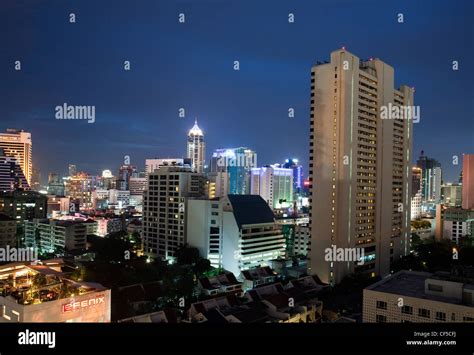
[{"left": 1, "top": 0, "right": 473, "bottom": 184}]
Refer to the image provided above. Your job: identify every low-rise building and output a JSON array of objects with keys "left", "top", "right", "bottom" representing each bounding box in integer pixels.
[
  {"left": 197, "top": 272, "right": 243, "bottom": 298},
  {"left": 239, "top": 266, "right": 279, "bottom": 290},
  {"left": 46, "top": 195, "right": 70, "bottom": 218},
  {"left": 363, "top": 270, "right": 474, "bottom": 323},
  {"left": 189, "top": 275, "right": 324, "bottom": 323},
  {"left": 24, "top": 219, "right": 98, "bottom": 254},
  {"left": 0, "top": 260, "right": 111, "bottom": 322},
  {"left": 0, "top": 190, "right": 47, "bottom": 225},
  {"left": 95, "top": 217, "right": 123, "bottom": 237},
  {"left": 187, "top": 195, "right": 285, "bottom": 275}
]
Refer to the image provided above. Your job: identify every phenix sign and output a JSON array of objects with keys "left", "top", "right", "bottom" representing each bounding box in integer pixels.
[{"left": 62, "top": 295, "right": 105, "bottom": 313}]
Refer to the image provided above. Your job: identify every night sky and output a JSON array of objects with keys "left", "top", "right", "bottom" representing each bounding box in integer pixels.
[{"left": 1, "top": 0, "right": 473, "bottom": 184}]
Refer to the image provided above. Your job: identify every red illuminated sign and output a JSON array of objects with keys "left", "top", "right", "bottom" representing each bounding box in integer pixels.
[
  {"left": 303, "top": 180, "right": 310, "bottom": 187},
  {"left": 62, "top": 294, "right": 105, "bottom": 313}
]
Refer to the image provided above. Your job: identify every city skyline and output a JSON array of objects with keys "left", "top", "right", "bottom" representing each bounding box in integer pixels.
[
  {"left": 1, "top": 0, "right": 473, "bottom": 183},
  {"left": 1, "top": 1, "right": 474, "bottom": 345}
]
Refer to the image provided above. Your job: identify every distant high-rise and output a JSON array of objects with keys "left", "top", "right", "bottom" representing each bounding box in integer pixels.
[
  {"left": 309, "top": 49, "right": 413, "bottom": 284},
  {"left": 282, "top": 158, "right": 303, "bottom": 195},
  {"left": 411, "top": 167, "right": 423, "bottom": 219},
  {"left": 210, "top": 148, "right": 257, "bottom": 195},
  {"left": 68, "top": 164, "right": 77, "bottom": 177},
  {"left": 417, "top": 151, "right": 442, "bottom": 203},
  {"left": 411, "top": 167, "right": 422, "bottom": 198},
  {"left": 250, "top": 166, "right": 293, "bottom": 210},
  {"left": 47, "top": 173, "right": 65, "bottom": 196},
  {"left": 64, "top": 172, "right": 98, "bottom": 210},
  {"left": 0, "top": 129, "right": 32, "bottom": 185},
  {"left": 462, "top": 154, "right": 474, "bottom": 210},
  {"left": 31, "top": 167, "right": 41, "bottom": 191},
  {"left": 117, "top": 164, "right": 136, "bottom": 191},
  {"left": 187, "top": 119, "right": 205, "bottom": 174}
]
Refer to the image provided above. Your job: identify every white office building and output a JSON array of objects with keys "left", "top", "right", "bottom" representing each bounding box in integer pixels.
[{"left": 187, "top": 195, "right": 285, "bottom": 276}]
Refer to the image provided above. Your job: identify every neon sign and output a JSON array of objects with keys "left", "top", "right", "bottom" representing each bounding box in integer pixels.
[{"left": 62, "top": 294, "right": 105, "bottom": 313}]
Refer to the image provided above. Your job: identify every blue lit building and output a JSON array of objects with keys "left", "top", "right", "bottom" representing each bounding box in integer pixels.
[
  {"left": 210, "top": 147, "right": 257, "bottom": 195},
  {"left": 282, "top": 158, "right": 303, "bottom": 195}
]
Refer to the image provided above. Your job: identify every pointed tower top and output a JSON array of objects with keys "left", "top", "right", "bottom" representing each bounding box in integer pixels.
[{"left": 188, "top": 117, "right": 203, "bottom": 136}]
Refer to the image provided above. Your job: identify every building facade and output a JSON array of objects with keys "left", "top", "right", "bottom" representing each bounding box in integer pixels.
[
  {"left": 417, "top": 152, "right": 442, "bottom": 203},
  {"left": 0, "top": 154, "right": 30, "bottom": 191},
  {"left": 0, "top": 261, "right": 111, "bottom": 322},
  {"left": 46, "top": 173, "right": 64, "bottom": 196},
  {"left": 0, "top": 190, "right": 47, "bottom": 225},
  {"left": 187, "top": 195, "right": 285, "bottom": 276},
  {"left": 24, "top": 219, "right": 97, "bottom": 253},
  {"left": 64, "top": 173, "right": 98, "bottom": 210},
  {"left": 282, "top": 158, "right": 303, "bottom": 196},
  {"left": 250, "top": 166, "right": 293, "bottom": 210},
  {"left": 0, "top": 129, "right": 32, "bottom": 185},
  {"left": 462, "top": 154, "right": 474, "bottom": 210},
  {"left": 142, "top": 165, "right": 206, "bottom": 260},
  {"left": 210, "top": 148, "right": 257, "bottom": 195},
  {"left": 309, "top": 49, "right": 413, "bottom": 284},
  {"left": 0, "top": 213, "right": 16, "bottom": 248},
  {"left": 441, "top": 183, "right": 462, "bottom": 207},
  {"left": 363, "top": 270, "right": 474, "bottom": 323}
]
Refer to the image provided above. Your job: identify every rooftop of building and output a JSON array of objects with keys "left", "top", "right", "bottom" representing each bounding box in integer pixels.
[
  {"left": 199, "top": 272, "right": 241, "bottom": 290},
  {"left": 0, "top": 260, "right": 108, "bottom": 306},
  {"left": 227, "top": 195, "right": 275, "bottom": 228},
  {"left": 118, "top": 309, "right": 178, "bottom": 323},
  {"left": 240, "top": 266, "right": 277, "bottom": 282},
  {"left": 27, "top": 218, "right": 96, "bottom": 227},
  {"left": 365, "top": 270, "right": 474, "bottom": 306},
  {"left": 188, "top": 119, "right": 203, "bottom": 136}
]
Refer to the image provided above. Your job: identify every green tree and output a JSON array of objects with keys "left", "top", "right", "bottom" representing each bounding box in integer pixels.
[{"left": 175, "top": 246, "right": 200, "bottom": 265}]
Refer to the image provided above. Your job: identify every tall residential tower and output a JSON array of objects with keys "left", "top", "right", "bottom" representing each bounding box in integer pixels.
[{"left": 308, "top": 49, "right": 414, "bottom": 284}]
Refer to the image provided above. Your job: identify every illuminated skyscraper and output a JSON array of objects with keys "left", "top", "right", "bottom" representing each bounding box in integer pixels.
[
  {"left": 0, "top": 129, "right": 32, "bottom": 185},
  {"left": 282, "top": 158, "right": 303, "bottom": 195},
  {"left": 210, "top": 148, "right": 257, "bottom": 195},
  {"left": 309, "top": 49, "right": 413, "bottom": 284},
  {"left": 187, "top": 119, "right": 205, "bottom": 174},
  {"left": 417, "top": 151, "right": 442, "bottom": 203}
]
